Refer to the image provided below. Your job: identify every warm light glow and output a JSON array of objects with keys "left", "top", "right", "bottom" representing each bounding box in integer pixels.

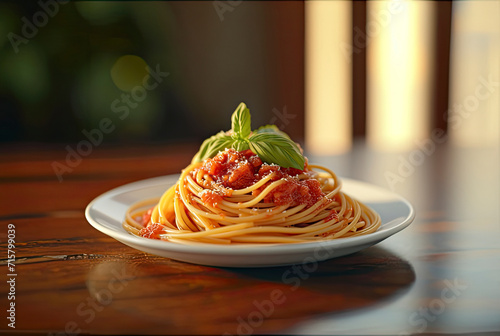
[
  {"left": 305, "top": 0, "right": 352, "bottom": 155},
  {"left": 367, "top": 0, "right": 434, "bottom": 151},
  {"left": 111, "top": 55, "right": 150, "bottom": 92},
  {"left": 448, "top": 1, "right": 500, "bottom": 147}
]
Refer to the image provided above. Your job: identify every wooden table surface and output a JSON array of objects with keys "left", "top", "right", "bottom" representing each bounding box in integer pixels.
[{"left": 1, "top": 142, "right": 499, "bottom": 335}]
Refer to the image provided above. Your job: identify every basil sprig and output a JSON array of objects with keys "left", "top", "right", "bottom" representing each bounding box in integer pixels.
[
  {"left": 192, "top": 103, "right": 305, "bottom": 170},
  {"left": 231, "top": 103, "right": 251, "bottom": 139}
]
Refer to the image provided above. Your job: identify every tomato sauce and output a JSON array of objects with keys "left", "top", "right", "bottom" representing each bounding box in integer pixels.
[
  {"left": 142, "top": 208, "right": 153, "bottom": 226},
  {"left": 200, "top": 190, "right": 224, "bottom": 208},
  {"left": 193, "top": 149, "right": 326, "bottom": 207},
  {"left": 139, "top": 222, "right": 163, "bottom": 239},
  {"left": 323, "top": 209, "right": 339, "bottom": 222}
]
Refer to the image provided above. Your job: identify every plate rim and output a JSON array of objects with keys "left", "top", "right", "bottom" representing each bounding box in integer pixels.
[{"left": 85, "top": 174, "right": 415, "bottom": 256}]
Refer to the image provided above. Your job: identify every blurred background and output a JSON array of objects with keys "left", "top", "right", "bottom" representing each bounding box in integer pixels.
[
  {"left": 0, "top": 1, "right": 303, "bottom": 146},
  {"left": 0, "top": 0, "right": 498, "bottom": 152}
]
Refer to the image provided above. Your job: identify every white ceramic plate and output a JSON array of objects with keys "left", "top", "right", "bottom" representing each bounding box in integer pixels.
[{"left": 85, "top": 175, "right": 415, "bottom": 267}]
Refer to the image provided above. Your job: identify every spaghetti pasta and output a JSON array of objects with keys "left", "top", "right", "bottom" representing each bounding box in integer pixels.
[{"left": 123, "top": 148, "right": 381, "bottom": 245}]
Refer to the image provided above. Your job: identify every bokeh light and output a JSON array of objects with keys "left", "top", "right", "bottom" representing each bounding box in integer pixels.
[{"left": 110, "top": 55, "right": 150, "bottom": 92}]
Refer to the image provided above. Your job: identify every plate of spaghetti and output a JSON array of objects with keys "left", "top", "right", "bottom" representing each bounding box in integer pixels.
[{"left": 85, "top": 103, "right": 415, "bottom": 267}]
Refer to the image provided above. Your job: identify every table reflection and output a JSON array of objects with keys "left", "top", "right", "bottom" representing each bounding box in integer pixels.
[{"left": 85, "top": 246, "right": 415, "bottom": 334}]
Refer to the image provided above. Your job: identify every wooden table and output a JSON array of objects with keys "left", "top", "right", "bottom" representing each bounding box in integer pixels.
[{"left": 1, "top": 142, "right": 499, "bottom": 335}]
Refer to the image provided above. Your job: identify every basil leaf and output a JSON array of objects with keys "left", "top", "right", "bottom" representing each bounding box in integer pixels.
[
  {"left": 192, "top": 131, "right": 235, "bottom": 163},
  {"left": 248, "top": 133, "right": 305, "bottom": 170},
  {"left": 192, "top": 102, "right": 305, "bottom": 169},
  {"left": 233, "top": 139, "right": 250, "bottom": 151},
  {"left": 203, "top": 136, "right": 236, "bottom": 161},
  {"left": 231, "top": 103, "right": 251, "bottom": 139},
  {"left": 254, "top": 124, "right": 291, "bottom": 139}
]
